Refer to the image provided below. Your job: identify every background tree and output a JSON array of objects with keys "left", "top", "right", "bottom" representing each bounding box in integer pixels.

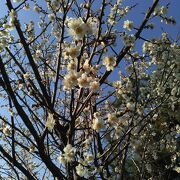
[{"left": 0, "top": 0, "right": 179, "bottom": 179}]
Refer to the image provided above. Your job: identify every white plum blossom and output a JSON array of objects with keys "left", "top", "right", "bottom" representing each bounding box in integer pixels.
[
  {"left": 9, "top": 9, "right": 17, "bottom": 26},
  {"left": 92, "top": 117, "right": 104, "bottom": 132},
  {"left": 45, "top": 113, "right": 56, "bottom": 131},
  {"left": 63, "top": 144, "right": 76, "bottom": 163},
  {"left": 123, "top": 20, "right": 134, "bottom": 31},
  {"left": 103, "top": 56, "right": 116, "bottom": 71},
  {"left": 67, "top": 17, "right": 97, "bottom": 39},
  {"left": 76, "top": 164, "right": 87, "bottom": 177},
  {"left": 23, "top": 4, "right": 30, "bottom": 10},
  {"left": 84, "top": 153, "right": 94, "bottom": 163},
  {"left": 3, "top": 126, "right": 11, "bottom": 136},
  {"left": 29, "top": 145, "right": 35, "bottom": 153},
  {"left": 67, "top": 18, "right": 88, "bottom": 39},
  {"left": 142, "top": 41, "right": 153, "bottom": 53},
  {"left": 63, "top": 71, "right": 79, "bottom": 90},
  {"left": 58, "top": 144, "right": 76, "bottom": 164},
  {"left": 154, "top": 6, "right": 168, "bottom": 16},
  {"left": 86, "top": 17, "right": 98, "bottom": 34},
  {"left": 63, "top": 45, "right": 80, "bottom": 59},
  {"left": 77, "top": 73, "right": 92, "bottom": 88},
  {"left": 35, "top": 49, "right": 42, "bottom": 58},
  {"left": 23, "top": 72, "right": 31, "bottom": 79},
  {"left": 83, "top": 60, "right": 91, "bottom": 73},
  {"left": 48, "top": 13, "right": 55, "bottom": 21},
  {"left": 90, "top": 81, "right": 100, "bottom": 92},
  {"left": 33, "top": 5, "right": 41, "bottom": 13},
  {"left": 57, "top": 155, "right": 66, "bottom": 164},
  {"left": 107, "top": 113, "right": 118, "bottom": 124},
  {"left": 126, "top": 102, "right": 135, "bottom": 111},
  {"left": 67, "top": 60, "right": 77, "bottom": 71}
]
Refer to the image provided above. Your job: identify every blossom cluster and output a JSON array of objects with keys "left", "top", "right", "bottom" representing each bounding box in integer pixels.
[
  {"left": 67, "top": 17, "right": 98, "bottom": 39},
  {"left": 58, "top": 144, "right": 76, "bottom": 164}
]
